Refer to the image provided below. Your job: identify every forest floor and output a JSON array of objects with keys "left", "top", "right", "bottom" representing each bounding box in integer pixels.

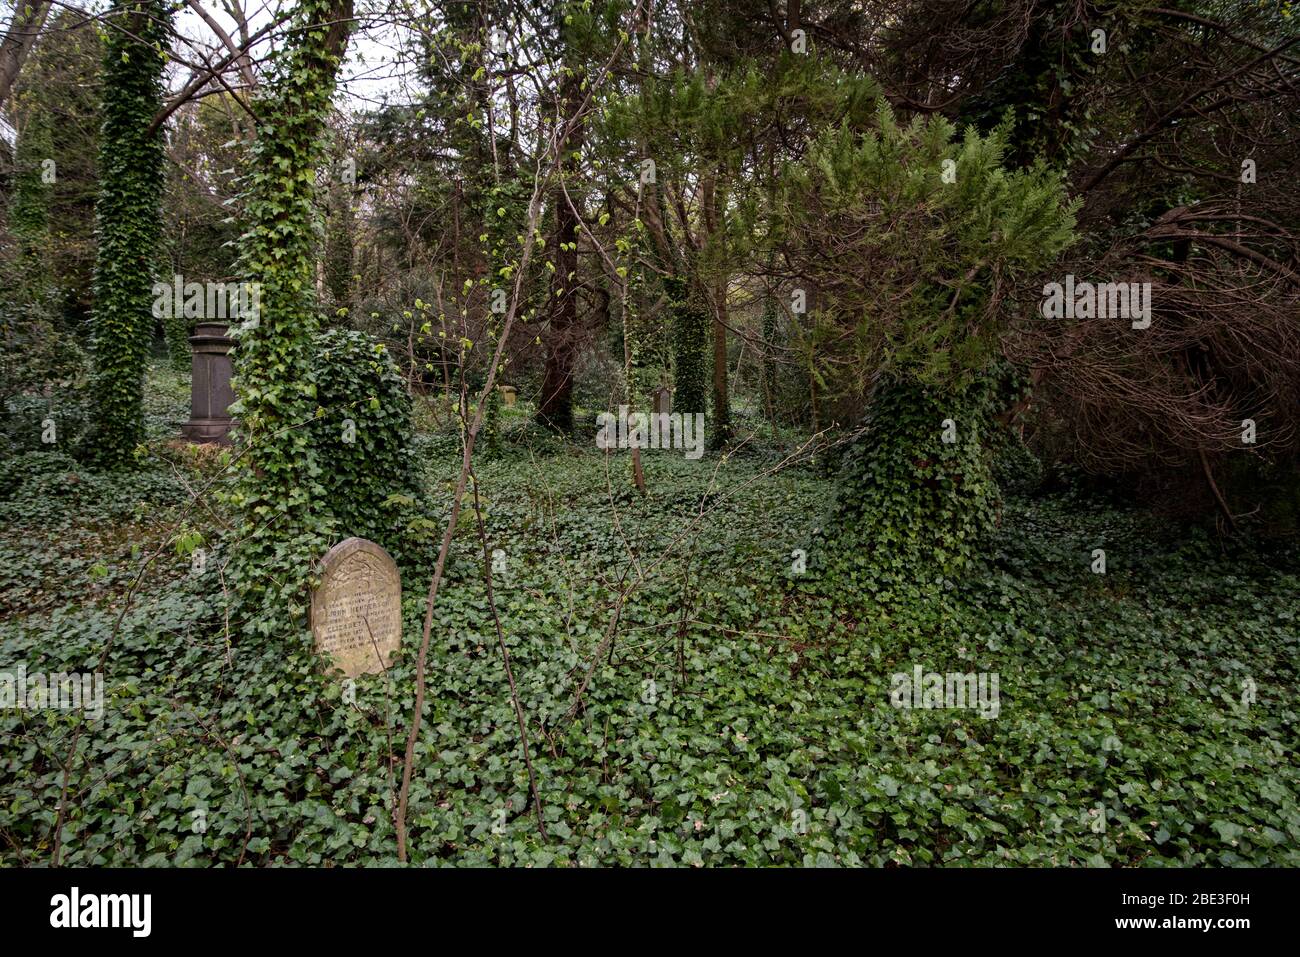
[{"left": 1, "top": 364, "right": 1297, "bottom": 866}]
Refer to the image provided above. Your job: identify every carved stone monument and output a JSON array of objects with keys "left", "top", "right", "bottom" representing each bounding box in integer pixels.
[
  {"left": 310, "top": 538, "right": 402, "bottom": 677},
  {"left": 181, "top": 322, "right": 236, "bottom": 444},
  {"left": 499, "top": 384, "right": 517, "bottom": 407}
]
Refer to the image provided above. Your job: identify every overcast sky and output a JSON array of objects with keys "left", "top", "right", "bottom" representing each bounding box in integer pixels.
[{"left": 0, "top": 0, "right": 418, "bottom": 123}]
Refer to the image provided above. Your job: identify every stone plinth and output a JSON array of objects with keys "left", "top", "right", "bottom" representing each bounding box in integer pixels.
[{"left": 181, "top": 322, "right": 236, "bottom": 444}]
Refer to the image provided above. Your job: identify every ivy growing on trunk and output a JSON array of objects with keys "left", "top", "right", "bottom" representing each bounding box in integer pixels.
[
  {"left": 83, "top": 0, "right": 170, "bottom": 468},
  {"left": 161, "top": 292, "right": 192, "bottom": 375},
  {"left": 226, "top": 0, "right": 353, "bottom": 635},
  {"left": 825, "top": 379, "right": 1001, "bottom": 579},
  {"left": 323, "top": 173, "right": 355, "bottom": 313},
  {"left": 667, "top": 275, "right": 709, "bottom": 420}
]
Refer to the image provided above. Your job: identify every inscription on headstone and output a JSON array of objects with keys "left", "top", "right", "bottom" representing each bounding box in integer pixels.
[{"left": 310, "top": 538, "right": 401, "bottom": 677}]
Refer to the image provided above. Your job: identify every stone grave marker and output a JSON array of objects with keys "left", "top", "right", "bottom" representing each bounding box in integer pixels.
[
  {"left": 181, "top": 322, "right": 237, "bottom": 444},
  {"left": 652, "top": 385, "right": 672, "bottom": 416},
  {"left": 310, "top": 538, "right": 402, "bottom": 677}
]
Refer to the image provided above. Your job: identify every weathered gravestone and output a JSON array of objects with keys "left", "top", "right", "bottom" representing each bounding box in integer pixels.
[
  {"left": 310, "top": 538, "right": 402, "bottom": 677},
  {"left": 499, "top": 384, "right": 517, "bottom": 407},
  {"left": 652, "top": 385, "right": 672, "bottom": 416}
]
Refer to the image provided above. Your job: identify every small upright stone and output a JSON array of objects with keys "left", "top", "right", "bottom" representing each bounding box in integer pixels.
[
  {"left": 652, "top": 385, "right": 672, "bottom": 416},
  {"left": 310, "top": 538, "right": 402, "bottom": 677}
]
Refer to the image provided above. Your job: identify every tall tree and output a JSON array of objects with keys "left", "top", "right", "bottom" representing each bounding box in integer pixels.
[
  {"left": 227, "top": 0, "right": 354, "bottom": 633},
  {"left": 537, "top": 2, "right": 587, "bottom": 433},
  {"left": 84, "top": 0, "right": 171, "bottom": 467},
  {"left": 0, "top": 0, "right": 51, "bottom": 111}
]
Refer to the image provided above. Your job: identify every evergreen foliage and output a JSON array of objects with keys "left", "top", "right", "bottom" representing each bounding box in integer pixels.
[
  {"left": 310, "top": 328, "right": 420, "bottom": 563},
  {"left": 226, "top": 0, "right": 352, "bottom": 635},
  {"left": 83, "top": 0, "right": 171, "bottom": 468}
]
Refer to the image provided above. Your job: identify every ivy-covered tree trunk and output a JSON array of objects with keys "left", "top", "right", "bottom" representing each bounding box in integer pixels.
[
  {"left": 703, "top": 177, "right": 730, "bottom": 448},
  {"left": 828, "top": 378, "right": 1000, "bottom": 578},
  {"left": 668, "top": 275, "right": 709, "bottom": 419},
  {"left": 162, "top": 303, "right": 191, "bottom": 374},
  {"left": 84, "top": 0, "right": 170, "bottom": 468},
  {"left": 228, "top": 0, "right": 353, "bottom": 634},
  {"left": 760, "top": 294, "right": 778, "bottom": 423},
  {"left": 324, "top": 173, "right": 354, "bottom": 314}
]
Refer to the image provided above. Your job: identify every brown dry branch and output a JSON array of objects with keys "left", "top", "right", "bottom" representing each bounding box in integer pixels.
[{"left": 1008, "top": 204, "right": 1300, "bottom": 522}]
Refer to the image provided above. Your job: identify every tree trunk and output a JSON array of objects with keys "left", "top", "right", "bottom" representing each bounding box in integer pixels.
[
  {"left": 831, "top": 379, "right": 999, "bottom": 575},
  {"left": 0, "top": 0, "right": 51, "bottom": 111},
  {"left": 84, "top": 0, "right": 171, "bottom": 467},
  {"left": 669, "top": 276, "right": 709, "bottom": 419},
  {"left": 703, "top": 177, "right": 730, "bottom": 447},
  {"left": 537, "top": 58, "right": 583, "bottom": 433}
]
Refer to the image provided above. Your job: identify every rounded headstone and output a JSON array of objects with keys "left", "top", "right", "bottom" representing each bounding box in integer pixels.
[{"left": 310, "top": 538, "right": 402, "bottom": 677}]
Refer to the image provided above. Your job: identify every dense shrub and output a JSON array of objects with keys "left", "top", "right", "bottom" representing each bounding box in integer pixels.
[
  {"left": 0, "top": 299, "right": 88, "bottom": 402},
  {"left": 310, "top": 328, "right": 422, "bottom": 566}
]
